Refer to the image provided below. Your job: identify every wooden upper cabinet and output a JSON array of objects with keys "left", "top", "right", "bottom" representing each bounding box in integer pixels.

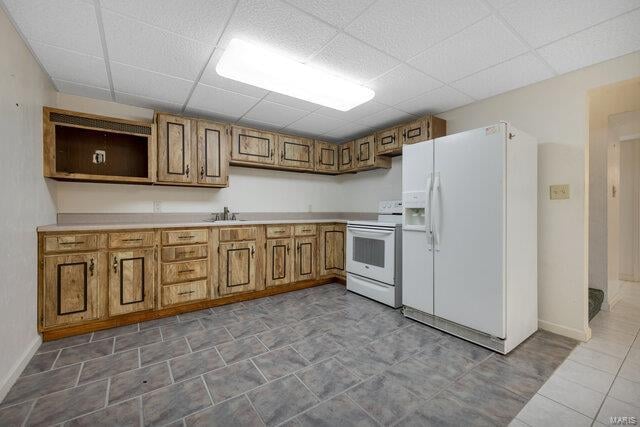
[
  {"left": 375, "top": 127, "right": 401, "bottom": 155},
  {"left": 43, "top": 253, "right": 99, "bottom": 327},
  {"left": 196, "top": 120, "right": 229, "bottom": 186},
  {"left": 314, "top": 141, "right": 338, "bottom": 173},
  {"left": 108, "top": 249, "right": 154, "bottom": 316},
  {"left": 400, "top": 116, "right": 447, "bottom": 145},
  {"left": 218, "top": 241, "right": 257, "bottom": 295},
  {"left": 266, "top": 237, "right": 294, "bottom": 287},
  {"left": 230, "top": 126, "right": 276, "bottom": 165},
  {"left": 157, "top": 113, "right": 193, "bottom": 184},
  {"left": 277, "top": 135, "right": 314, "bottom": 170},
  {"left": 339, "top": 141, "right": 354, "bottom": 173},
  {"left": 355, "top": 134, "right": 376, "bottom": 169}
]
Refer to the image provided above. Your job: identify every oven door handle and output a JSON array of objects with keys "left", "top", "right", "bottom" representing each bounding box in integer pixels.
[{"left": 348, "top": 229, "right": 394, "bottom": 238}]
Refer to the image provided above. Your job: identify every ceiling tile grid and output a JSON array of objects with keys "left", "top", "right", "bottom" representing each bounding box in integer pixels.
[{"left": 1, "top": 0, "right": 639, "bottom": 141}]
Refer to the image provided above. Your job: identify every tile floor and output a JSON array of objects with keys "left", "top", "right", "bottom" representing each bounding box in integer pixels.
[
  {"left": 512, "top": 281, "right": 640, "bottom": 426},
  {"left": 0, "top": 283, "right": 578, "bottom": 427}
]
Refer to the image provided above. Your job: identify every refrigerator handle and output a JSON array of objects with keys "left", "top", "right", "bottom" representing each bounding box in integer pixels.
[
  {"left": 426, "top": 174, "right": 434, "bottom": 252},
  {"left": 432, "top": 173, "right": 441, "bottom": 252}
]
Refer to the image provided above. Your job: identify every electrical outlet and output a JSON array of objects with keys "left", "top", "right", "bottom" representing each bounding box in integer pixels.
[
  {"left": 153, "top": 201, "right": 162, "bottom": 212},
  {"left": 550, "top": 184, "right": 570, "bottom": 200}
]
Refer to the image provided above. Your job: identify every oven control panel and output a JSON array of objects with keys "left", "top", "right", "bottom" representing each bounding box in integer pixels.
[{"left": 378, "top": 200, "right": 403, "bottom": 215}]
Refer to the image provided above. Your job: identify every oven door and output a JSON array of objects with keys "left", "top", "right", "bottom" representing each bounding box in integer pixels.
[{"left": 346, "top": 224, "right": 395, "bottom": 285}]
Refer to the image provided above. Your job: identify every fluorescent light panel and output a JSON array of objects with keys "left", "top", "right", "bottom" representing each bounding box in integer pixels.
[{"left": 216, "top": 39, "right": 375, "bottom": 111}]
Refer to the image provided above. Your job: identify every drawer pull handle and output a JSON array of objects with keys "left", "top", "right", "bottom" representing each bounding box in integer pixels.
[
  {"left": 122, "top": 238, "right": 143, "bottom": 242},
  {"left": 178, "top": 290, "right": 195, "bottom": 296},
  {"left": 177, "top": 250, "right": 196, "bottom": 256},
  {"left": 301, "top": 229, "right": 311, "bottom": 232},
  {"left": 177, "top": 235, "right": 195, "bottom": 239},
  {"left": 178, "top": 269, "right": 195, "bottom": 274},
  {"left": 273, "top": 230, "right": 284, "bottom": 234},
  {"left": 60, "top": 241, "right": 85, "bottom": 245}
]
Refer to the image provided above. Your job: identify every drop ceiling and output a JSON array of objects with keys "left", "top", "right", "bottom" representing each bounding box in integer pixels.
[{"left": 2, "top": 0, "right": 639, "bottom": 141}]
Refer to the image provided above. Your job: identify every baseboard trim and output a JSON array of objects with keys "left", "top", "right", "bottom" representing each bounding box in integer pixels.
[
  {"left": 608, "top": 289, "right": 623, "bottom": 311},
  {"left": 539, "top": 319, "right": 591, "bottom": 342},
  {"left": 0, "top": 334, "right": 41, "bottom": 402}
]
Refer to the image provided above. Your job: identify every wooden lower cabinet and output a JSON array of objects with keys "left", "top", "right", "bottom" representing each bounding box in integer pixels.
[
  {"left": 319, "top": 224, "right": 345, "bottom": 277},
  {"left": 161, "top": 280, "right": 208, "bottom": 307},
  {"left": 295, "top": 236, "right": 317, "bottom": 281},
  {"left": 108, "top": 249, "right": 154, "bottom": 316},
  {"left": 219, "top": 241, "right": 257, "bottom": 295},
  {"left": 43, "top": 253, "right": 100, "bottom": 327},
  {"left": 266, "top": 238, "right": 294, "bottom": 287}
]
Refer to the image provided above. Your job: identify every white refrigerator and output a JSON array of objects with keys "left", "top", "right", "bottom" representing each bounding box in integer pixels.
[{"left": 402, "top": 123, "right": 538, "bottom": 354}]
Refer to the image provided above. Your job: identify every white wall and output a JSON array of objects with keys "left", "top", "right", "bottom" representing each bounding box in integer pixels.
[
  {"left": 606, "top": 139, "right": 621, "bottom": 308},
  {"left": 0, "top": 8, "right": 57, "bottom": 399},
  {"left": 439, "top": 52, "right": 640, "bottom": 341},
  {"left": 619, "top": 139, "right": 640, "bottom": 282}
]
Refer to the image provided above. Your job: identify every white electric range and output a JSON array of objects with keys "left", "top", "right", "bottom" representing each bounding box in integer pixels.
[{"left": 346, "top": 200, "right": 403, "bottom": 308}]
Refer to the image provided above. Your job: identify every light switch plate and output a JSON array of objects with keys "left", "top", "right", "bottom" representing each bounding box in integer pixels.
[{"left": 550, "top": 184, "right": 570, "bottom": 200}]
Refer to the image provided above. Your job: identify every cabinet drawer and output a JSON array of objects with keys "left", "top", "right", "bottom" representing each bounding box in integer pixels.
[
  {"left": 44, "top": 234, "right": 99, "bottom": 253},
  {"left": 162, "top": 259, "right": 208, "bottom": 283},
  {"left": 219, "top": 227, "right": 257, "bottom": 242},
  {"left": 109, "top": 231, "right": 154, "bottom": 248},
  {"left": 294, "top": 224, "right": 317, "bottom": 236},
  {"left": 162, "top": 229, "right": 208, "bottom": 245},
  {"left": 161, "top": 280, "right": 208, "bottom": 307},
  {"left": 266, "top": 225, "right": 292, "bottom": 238},
  {"left": 162, "top": 244, "right": 208, "bottom": 262}
]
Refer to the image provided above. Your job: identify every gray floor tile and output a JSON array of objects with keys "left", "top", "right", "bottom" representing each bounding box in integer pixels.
[
  {"left": 203, "top": 359, "right": 266, "bottom": 403},
  {"left": 140, "top": 337, "right": 190, "bottom": 366},
  {"left": 185, "top": 395, "right": 262, "bottom": 427},
  {"left": 186, "top": 327, "right": 233, "bottom": 352},
  {"left": 37, "top": 334, "right": 92, "bottom": 354},
  {"left": 64, "top": 398, "right": 141, "bottom": 426},
  {"left": 211, "top": 302, "right": 246, "bottom": 315},
  {"left": 233, "top": 306, "right": 270, "bottom": 321},
  {"left": 115, "top": 329, "right": 162, "bottom": 353},
  {"left": 177, "top": 309, "right": 213, "bottom": 322},
  {"left": 257, "top": 326, "right": 302, "bottom": 350},
  {"left": 109, "top": 363, "right": 172, "bottom": 404},
  {"left": 396, "top": 392, "right": 497, "bottom": 427},
  {"left": 288, "top": 394, "right": 377, "bottom": 427},
  {"left": 0, "top": 401, "right": 33, "bottom": 426},
  {"left": 382, "top": 358, "right": 451, "bottom": 399},
  {"left": 500, "top": 345, "right": 563, "bottom": 379},
  {"left": 225, "top": 319, "right": 269, "bottom": 339},
  {"left": 3, "top": 364, "right": 81, "bottom": 406},
  {"left": 79, "top": 349, "right": 139, "bottom": 384},
  {"left": 142, "top": 377, "right": 211, "bottom": 427},
  {"left": 216, "top": 336, "right": 268, "bottom": 364},
  {"left": 296, "top": 358, "right": 360, "bottom": 400},
  {"left": 413, "top": 344, "right": 476, "bottom": 380},
  {"left": 169, "top": 348, "right": 225, "bottom": 382},
  {"left": 26, "top": 379, "right": 108, "bottom": 426},
  {"left": 596, "top": 396, "right": 640, "bottom": 425},
  {"left": 472, "top": 356, "right": 546, "bottom": 399},
  {"left": 21, "top": 351, "right": 59, "bottom": 376},
  {"left": 139, "top": 316, "right": 178, "bottom": 330},
  {"left": 519, "top": 335, "right": 575, "bottom": 363},
  {"left": 54, "top": 339, "right": 114, "bottom": 368},
  {"left": 517, "top": 394, "right": 592, "bottom": 427},
  {"left": 291, "top": 335, "right": 344, "bottom": 363},
  {"left": 252, "top": 347, "right": 309, "bottom": 381},
  {"left": 161, "top": 320, "right": 203, "bottom": 341},
  {"left": 247, "top": 375, "right": 318, "bottom": 426},
  {"left": 334, "top": 347, "right": 390, "bottom": 379},
  {"left": 610, "top": 376, "right": 640, "bottom": 406},
  {"left": 199, "top": 313, "right": 241, "bottom": 330},
  {"left": 91, "top": 324, "right": 139, "bottom": 341},
  {"left": 438, "top": 335, "right": 493, "bottom": 362},
  {"left": 347, "top": 375, "right": 424, "bottom": 426},
  {"left": 324, "top": 326, "right": 373, "bottom": 351},
  {"left": 290, "top": 317, "right": 334, "bottom": 339}
]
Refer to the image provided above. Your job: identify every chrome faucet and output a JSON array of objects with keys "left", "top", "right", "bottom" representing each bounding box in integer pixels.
[{"left": 212, "top": 206, "right": 236, "bottom": 221}]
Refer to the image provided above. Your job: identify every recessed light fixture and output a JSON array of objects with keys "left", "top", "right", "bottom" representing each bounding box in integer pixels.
[{"left": 216, "top": 39, "right": 375, "bottom": 111}]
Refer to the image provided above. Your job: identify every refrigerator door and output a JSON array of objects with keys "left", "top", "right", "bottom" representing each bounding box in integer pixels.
[
  {"left": 402, "top": 141, "right": 434, "bottom": 315},
  {"left": 433, "top": 124, "right": 506, "bottom": 338}
]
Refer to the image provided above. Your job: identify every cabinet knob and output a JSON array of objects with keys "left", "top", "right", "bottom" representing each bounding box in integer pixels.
[
  {"left": 270, "top": 148, "right": 274, "bottom": 158},
  {"left": 89, "top": 259, "right": 95, "bottom": 276},
  {"left": 200, "top": 166, "right": 205, "bottom": 178},
  {"left": 185, "top": 164, "right": 190, "bottom": 177},
  {"left": 113, "top": 257, "right": 118, "bottom": 273},
  {"left": 251, "top": 246, "right": 255, "bottom": 257},
  {"left": 287, "top": 244, "right": 290, "bottom": 254}
]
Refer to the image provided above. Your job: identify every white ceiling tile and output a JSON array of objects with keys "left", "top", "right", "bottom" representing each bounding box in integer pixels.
[
  {"left": 485, "top": 0, "right": 518, "bottom": 8},
  {"left": 409, "top": 15, "right": 528, "bottom": 83},
  {"left": 346, "top": 0, "right": 490, "bottom": 60},
  {"left": 219, "top": 0, "right": 338, "bottom": 62},
  {"left": 2, "top": 0, "right": 102, "bottom": 56},
  {"left": 451, "top": 53, "right": 554, "bottom": 100},
  {"left": 99, "top": 0, "right": 235, "bottom": 45},
  {"left": 263, "top": 92, "right": 323, "bottom": 112},
  {"left": 537, "top": 8, "right": 640, "bottom": 74},
  {"left": 30, "top": 41, "right": 108, "bottom": 88},
  {"left": 243, "top": 100, "right": 309, "bottom": 127},
  {"left": 110, "top": 62, "right": 193, "bottom": 105},
  {"left": 309, "top": 33, "right": 399, "bottom": 83},
  {"left": 368, "top": 65, "right": 442, "bottom": 105},
  {"left": 115, "top": 92, "right": 183, "bottom": 114},
  {"left": 316, "top": 100, "right": 388, "bottom": 121},
  {"left": 323, "top": 122, "right": 373, "bottom": 140},
  {"left": 356, "top": 107, "right": 417, "bottom": 128},
  {"left": 284, "top": 0, "right": 375, "bottom": 28},
  {"left": 199, "top": 49, "right": 270, "bottom": 98},
  {"left": 395, "top": 85, "right": 474, "bottom": 115},
  {"left": 284, "top": 112, "right": 348, "bottom": 135},
  {"left": 500, "top": 0, "right": 640, "bottom": 48},
  {"left": 236, "top": 118, "right": 284, "bottom": 132},
  {"left": 184, "top": 108, "right": 238, "bottom": 124},
  {"left": 101, "top": 10, "right": 212, "bottom": 80},
  {"left": 187, "top": 84, "right": 259, "bottom": 119},
  {"left": 53, "top": 79, "right": 113, "bottom": 102}
]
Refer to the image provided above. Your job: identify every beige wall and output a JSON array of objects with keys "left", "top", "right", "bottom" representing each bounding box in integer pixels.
[
  {"left": 619, "top": 139, "right": 640, "bottom": 282},
  {"left": 440, "top": 52, "right": 640, "bottom": 340},
  {"left": 0, "top": 8, "right": 57, "bottom": 399}
]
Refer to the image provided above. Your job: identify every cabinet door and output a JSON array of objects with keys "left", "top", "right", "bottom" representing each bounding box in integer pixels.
[
  {"left": 376, "top": 127, "right": 401, "bottom": 155},
  {"left": 230, "top": 126, "right": 276, "bottom": 165},
  {"left": 108, "top": 249, "right": 154, "bottom": 316},
  {"left": 157, "top": 114, "right": 194, "bottom": 183},
  {"left": 295, "top": 236, "right": 316, "bottom": 282},
  {"left": 266, "top": 238, "right": 294, "bottom": 287},
  {"left": 355, "top": 135, "right": 375, "bottom": 169},
  {"left": 44, "top": 253, "right": 99, "bottom": 327},
  {"left": 219, "top": 241, "right": 257, "bottom": 295},
  {"left": 314, "top": 141, "right": 338, "bottom": 173},
  {"left": 400, "top": 118, "right": 427, "bottom": 145},
  {"left": 319, "top": 225, "right": 345, "bottom": 277},
  {"left": 197, "top": 120, "right": 229, "bottom": 186},
  {"left": 277, "top": 135, "right": 314, "bottom": 170},
  {"left": 339, "top": 141, "right": 354, "bottom": 172}
]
